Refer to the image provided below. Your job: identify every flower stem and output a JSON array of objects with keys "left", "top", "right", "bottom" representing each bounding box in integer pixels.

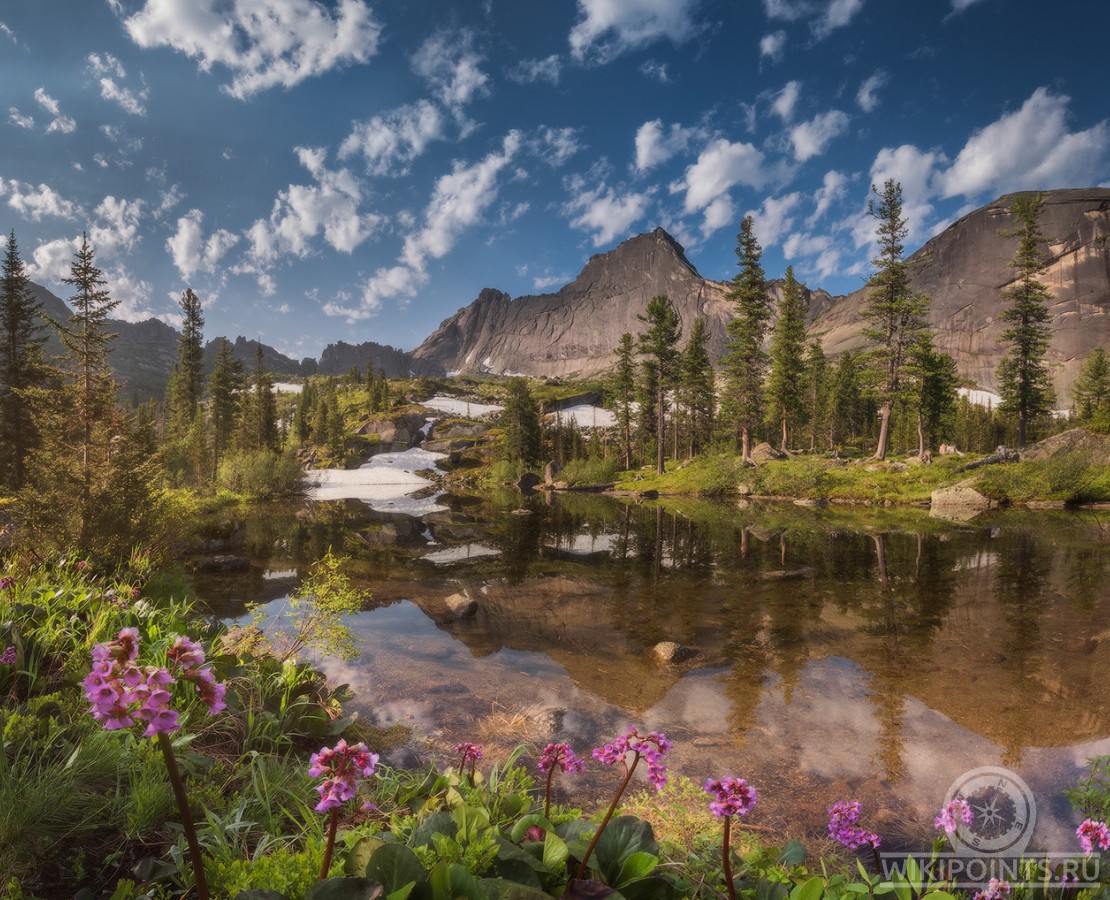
[
  {"left": 544, "top": 764, "right": 556, "bottom": 820},
  {"left": 575, "top": 754, "right": 639, "bottom": 881},
  {"left": 157, "top": 732, "right": 209, "bottom": 900},
  {"left": 870, "top": 843, "right": 883, "bottom": 876},
  {"left": 722, "top": 815, "right": 736, "bottom": 900},
  {"left": 319, "top": 807, "right": 339, "bottom": 881}
]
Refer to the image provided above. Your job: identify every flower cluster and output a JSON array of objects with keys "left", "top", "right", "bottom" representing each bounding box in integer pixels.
[
  {"left": 1077, "top": 819, "right": 1110, "bottom": 855},
  {"left": 0, "top": 576, "right": 15, "bottom": 591},
  {"left": 974, "top": 879, "right": 1012, "bottom": 900},
  {"left": 1, "top": 645, "right": 15, "bottom": 666},
  {"left": 83, "top": 628, "right": 226, "bottom": 736},
  {"left": 934, "top": 799, "right": 974, "bottom": 836},
  {"left": 828, "top": 800, "right": 881, "bottom": 850},
  {"left": 593, "top": 728, "right": 671, "bottom": 790},
  {"left": 455, "top": 742, "right": 483, "bottom": 766},
  {"left": 704, "top": 777, "right": 758, "bottom": 818},
  {"left": 538, "top": 742, "right": 586, "bottom": 775},
  {"left": 308, "top": 739, "right": 379, "bottom": 812}
]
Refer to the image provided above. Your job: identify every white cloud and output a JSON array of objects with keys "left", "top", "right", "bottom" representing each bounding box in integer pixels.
[
  {"left": 811, "top": 0, "right": 865, "bottom": 39},
  {"left": 856, "top": 69, "right": 887, "bottom": 113},
  {"left": 532, "top": 272, "right": 572, "bottom": 291},
  {"left": 850, "top": 143, "right": 946, "bottom": 248},
  {"left": 745, "top": 192, "right": 802, "bottom": 247},
  {"left": 155, "top": 184, "right": 185, "bottom": 217},
  {"left": 950, "top": 0, "right": 989, "bottom": 12},
  {"left": 937, "top": 87, "right": 1110, "bottom": 200},
  {"left": 34, "top": 88, "right": 76, "bottom": 133},
  {"left": 105, "top": 267, "right": 156, "bottom": 321},
  {"left": 674, "top": 138, "right": 770, "bottom": 217},
  {"left": 167, "top": 209, "right": 240, "bottom": 281},
  {"left": 411, "top": 28, "right": 489, "bottom": 118},
  {"left": 339, "top": 101, "right": 445, "bottom": 176},
  {"left": 0, "top": 178, "right": 83, "bottom": 221},
  {"left": 808, "top": 169, "right": 848, "bottom": 224},
  {"left": 0, "top": 21, "right": 18, "bottom": 44},
  {"left": 328, "top": 132, "right": 522, "bottom": 319},
  {"left": 634, "top": 119, "right": 706, "bottom": 171},
  {"left": 537, "top": 127, "right": 583, "bottom": 167},
  {"left": 8, "top": 108, "right": 34, "bottom": 129},
  {"left": 763, "top": 0, "right": 813, "bottom": 21},
  {"left": 87, "top": 54, "right": 149, "bottom": 115},
  {"left": 783, "top": 231, "right": 831, "bottom": 259},
  {"left": 120, "top": 0, "right": 382, "bottom": 100},
  {"left": 569, "top": 0, "right": 701, "bottom": 63},
  {"left": 564, "top": 178, "right": 652, "bottom": 247},
  {"left": 772, "top": 80, "right": 801, "bottom": 122},
  {"left": 760, "top": 30, "right": 787, "bottom": 63},
  {"left": 789, "top": 109, "right": 850, "bottom": 161},
  {"left": 27, "top": 237, "right": 81, "bottom": 285},
  {"left": 506, "top": 55, "right": 562, "bottom": 85},
  {"left": 89, "top": 196, "right": 145, "bottom": 256},
  {"left": 700, "top": 196, "right": 735, "bottom": 238},
  {"left": 639, "top": 60, "right": 669, "bottom": 82}
]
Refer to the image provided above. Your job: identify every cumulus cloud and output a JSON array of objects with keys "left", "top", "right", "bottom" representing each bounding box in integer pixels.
[
  {"left": 950, "top": 0, "right": 990, "bottom": 12},
  {"left": 937, "top": 87, "right": 1110, "bottom": 200},
  {"left": 811, "top": 0, "right": 865, "bottom": 38},
  {"left": 564, "top": 176, "right": 652, "bottom": 246},
  {"left": 634, "top": 119, "right": 707, "bottom": 171},
  {"left": 639, "top": 60, "right": 669, "bottom": 82},
  {"left": 763, "top": 0, "right": 865, "bottom": 40},
  {"left": 88, "top": 53, "right": 148, "bottom": 115},
  {"left": 339, "top": 101, "right": 445, "bottom": 176},
  {"left": 789, "top": 109, "right": 850, "bottom": 161},
  {"left": 326, "top": 132, "right": 522, "bottom": 319},
  {"left": 672, "top": 138, "right": 770, "bottom": 235},
  {"left": 105, "top": 267, "right": 156, "bottom": 321},
  {"left": 569, "top": 0, "right": 701, "bottom": 64},
  {"left": 0, "top": 178, "right": 83, "bottom": 221},
  {"left": 808, "top": 169, "right": 849, "bottom": 224},
  {"left": 25, "top": 195, "right": 147, "bottom": 287},
  {"left": 536, "top": 127, "right": 583, "bottom": 167},
  {"left": 760, "top": 30, "right": 787, "bottom": 63},
  {"left": 856, "top": 69, "right": 887, "bottom": 112},
  {"left": 119, "top": 0, "right": 382, "bottom": 100},
  {"left": 745, "top": 192, "right": 802, "bottom": 247},
  {"left": 0, "top": 21, "right": 18, "bottom": 44},
  {"left": 772, "top": 80, "right": 802, "bottom": 122},
  {"left": 8, "top": 108, "right": 34, "bottom": 129},
  {"left": 506, "top": 55, "right": 562, "bottom": 85},
  {"left": 763, "top": 0, "right": 813, "bottom": 21},
  {"left": 848, "top": 143, "right": 946, "bottom": 248},
  {"left": 167, "top": 209, "right": 240, "bottom": 281},
  {"left": 412, "top": 28, "right": 489, "bottom": 119},
  {"left": 89, "top": 196, "right": 146, "bottom": 256},
  {"left": 34, "top": 88, "right": 76, "bottom": 133}
]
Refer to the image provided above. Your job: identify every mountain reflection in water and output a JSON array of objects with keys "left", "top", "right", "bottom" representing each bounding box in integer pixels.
[{"left": 195, "top": 492, "right": 1110, "bottom": 851}]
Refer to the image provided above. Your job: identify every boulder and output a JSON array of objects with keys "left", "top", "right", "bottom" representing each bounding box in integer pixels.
[
  {"left": 544, "top": 460, "right": 561, "bottom": 485},
  {"left": 750, "top": 442, "right": 786, "bottom": 463},
  {"left": 516, "top": 472, "right": 542, "bottom": 493},
  {"left": 652, "top": 641, "right": 699, "bottom": 664},
  {"left": 443, "top": 591, "right": 478, "bottom": 620},
  {"left": 930, "top": 480, "right": 994, "bottom": 521}
]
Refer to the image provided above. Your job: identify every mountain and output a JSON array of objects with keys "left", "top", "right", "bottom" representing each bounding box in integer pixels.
[
  {"left": 411, "top": 227, "right": 832, "bottom": 379},
  {"left": 415, "top": 189, "right": 1110, "bottom": 398}
]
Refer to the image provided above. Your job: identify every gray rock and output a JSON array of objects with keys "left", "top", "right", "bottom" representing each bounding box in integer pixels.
[
  {"left": 516, "top": 472, "right": 542, "bottom": 492},
  {"left": 930, "top": 480, "right": 994, "bottom": 521},
  {"left": 652, "top": 641, "right": 699, "bottom": 664},
  {"left": 443, "top": 591, "right": 478, "bottom": 619},
  {"left": 750, "top": 442, "right": 786, "bottom": 463}
]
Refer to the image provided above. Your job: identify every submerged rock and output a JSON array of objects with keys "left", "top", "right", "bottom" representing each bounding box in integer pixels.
[
  {"left": 652, "top": 641, "right": 699, "bottom": 664},
  {"left": 443, "top": 591, "right": 478, "bottom": 619}
]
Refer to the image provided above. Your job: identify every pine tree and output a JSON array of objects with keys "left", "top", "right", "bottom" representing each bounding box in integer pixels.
[
  {"left": 208, "top": 337, "right": 244, "bottom": 480},
  {"left": 1073, "top": 348, "right": 1110, "bottom": 433},
  {"left": 637, "top": 294, "right": 682, "bottom": 475},
  {"left": 501, "top": 377, "right": 541, "bottom": 467},
  {"left": 679, "top": 317, "right": 715, "bottom": 458},
  {"left": 829, "top": 351, "right": 865, "bottom": 448},
  {"left": 610, "top": 333, "right": 637, "bottom": 468},
  {"left": 802, "top": 341, "right": 829, "bottom": 451},
  {"left": 907, "top": 334, "right": 959, "bottom": 457},
  {"left": 720, "top": 216, "right": 772, "bottom": 463},
  {"left": 238, "top": 344, "right": 278, "bottom": 452},
  {"left": 168, "top": 288, "right": 204, "bottom": 432},
  {"left": 997, "top": 193, "right": 1054, "bottom": 447},
  {"left": 765, "top": 266, "right": 808, "bottom": 451},
  {"left": 635, "top": 358, "right": 658, "bottom": 467},
  {"left": 861, "top": 180, "right": 930, "bottom": 460},
  {"left": 0, "top": 230, "right": 48, "bottom": 489}
]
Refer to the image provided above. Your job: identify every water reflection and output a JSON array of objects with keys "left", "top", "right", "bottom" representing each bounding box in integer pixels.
[{"left": 192, "top": 495, "right": 1110, "bottom": 848}]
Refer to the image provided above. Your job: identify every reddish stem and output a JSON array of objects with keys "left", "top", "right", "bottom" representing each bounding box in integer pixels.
[
  {"left": 723, "top": 815, "right": 736, "bottom": 900},
  {"left": 319, "top": 807, "right": 339, "bottom": 881},
  {"left": 575, "top": 754, "right": 639, "bottom": 881},
  {"left": 544, "top": 764, "right": 557, "bottom": 820},
  {"left": 157, "top": 732, "right": 209, "bottom": 900}
]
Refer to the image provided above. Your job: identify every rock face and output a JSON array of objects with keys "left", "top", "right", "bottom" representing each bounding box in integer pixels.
[
  {"left": 411, "top": 228, "right": 831, "bottom": 379},
  {"left": 315, "top": 339, "right": 441, "bottom": 378},
  {"left": 812, "top": 189, "right": 1110, "bottom": 398}
]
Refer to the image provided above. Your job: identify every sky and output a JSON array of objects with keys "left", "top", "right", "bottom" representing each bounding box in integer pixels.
[{"left": 1, "top": 0, "right": 1108, "bottom": 361}]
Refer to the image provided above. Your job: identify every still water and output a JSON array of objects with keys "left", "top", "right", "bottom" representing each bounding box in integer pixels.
[{"left": 193, "top": 490, "right": 1110, "bottom": 852}]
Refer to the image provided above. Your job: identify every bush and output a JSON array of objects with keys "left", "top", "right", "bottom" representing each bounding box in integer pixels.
[
  {"left": 755, "top": 457, "right": 831, "bottom": 497},
  {"left": 559, "top": 457, "right": 620, "bottom": 485},
  {"left": 217, "top": 449, "right": 304, "bottom": 499}
]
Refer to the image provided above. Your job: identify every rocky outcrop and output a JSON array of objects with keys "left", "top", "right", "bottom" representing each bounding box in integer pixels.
[
  {"left": 315, "top": 339, "right": 441, "bottom": 378},
  {"left": 1022, "top": 428, "right": 1110, "bottom": 465},
  {"left": 411, "top": 228, "right": 831, "bottom": 379},
  {"left": 930, "top": 480, "right": 995, "bottom": 521},
  {"left": 811, "top": 189, "right": 1110, "bottom": 398}
]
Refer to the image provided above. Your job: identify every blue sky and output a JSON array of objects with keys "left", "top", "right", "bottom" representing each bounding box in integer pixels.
[{"left": 1, "top": 0, "right": 1107, "bottom": 360}]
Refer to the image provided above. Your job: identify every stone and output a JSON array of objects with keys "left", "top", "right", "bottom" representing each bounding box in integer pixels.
[
  {"left": 443, "top": 591, "right": 478, "bottom": 619},
  {"left": 544, "top": 460, "right": 561, "bottom": 485},
  {"left": 511, "top": 508, "right": 533, "bottom": 516},
  {"left": 1022, "top": 429, "right": 1110, "bottom": 465},
  {"left": 930, "top": 480, "right": 994, "bottom": 521},
  {"left": 750, "top": 442, "right": 786, "bottom": 463},
  {"left": 516, "top": 472, "right": 542, "bottom": 492},
  {"left": 652, "top": 641, "right": 699, "bottom": 664},
  {"left": 792, "top": 498, "right": 826, "bottom": 507},
  {"left": 736, "top": 483, "right": 753, "bottom": 497},
  {"left": 552, "top": 480, "right": 569, "bottom": 490}
]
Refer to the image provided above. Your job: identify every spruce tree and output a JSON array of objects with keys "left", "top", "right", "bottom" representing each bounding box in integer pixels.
[
  {"left": 765, "top": 266, "right": 808, "bottom": 451},
  {"left": 168, "top": 288, "right": 204, "bottom": 431},
  {"left": 996, "top": 192, "right": 1054, "bottom": 447},
  {"left": 238, "top": 344, "right": 278, "bottom": 452},
  {"left": 610, "top": 332, "right": 637, "bottom": 468},
  {"left": 721, "top": 216, "right": 772, "bottom": 463},
  {"left": 637, "top": 294, "right": 682, "bottom": 475},
  {"left": 501, "top": 377, "right": 541, "bottom": 467},
  {"left": 208, "top": 337, "right": 244, "bottom": 479},
  {"left": 907, "top": 334, "right": 959, "bottom": 457},
  {"left": 0, "top": 230, "right": 48, "bottom": 489},
  {"left": 635, "top": 358, "right": 658, "bottom": 467},
  {"left": 803, "top": 341, "right": 829, "bottom": 451},
  {"left": 1073, "top": 348, "right": 1110, "bottom": 433},
  {"left": 679, "top": 317, "right": 715, "bottom": 458},
  {"left": 829, "top": 351, "right": 865, "bottom": 449},
  {"left": 861, "top": 180, "right": 929, "bottom": 460}
]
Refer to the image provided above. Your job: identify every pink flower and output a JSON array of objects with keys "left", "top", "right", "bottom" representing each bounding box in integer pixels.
[
  {"left": 1077, "top": 819, "right": 1110, "bottom": 855},
  {"left": 974, "top": 879, "right": 1012, "bottom": 900},
  {"left": 308, "top": 739, "right": 379, "bottom": 813},
  {"left": 0, "top": 576, "right": 15, "bottom": 591},
  {"left": 705, "top": 777, "right": 758, "bottom": 818},
  {"left": 592, "top": 728, "right": 670, "bottom": 791},
  {"left": 935, "top": 799, "right": 974, "bottom": 836},
  {"left": 0, "top": 645, "right": 15, "bottom": 666},
  {"left": 538, "top": 742, "right": 585, "bottom": 775},
  {"left": 828, "top": 800, "right": 881, "bottom": 850},
  {"left": 454, "top": 742, "right": 483, "bottom": 766}
]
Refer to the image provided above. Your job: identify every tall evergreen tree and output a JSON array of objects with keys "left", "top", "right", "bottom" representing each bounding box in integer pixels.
[
  {"left": 861, "top": 180, "right": 929, "bottom": 460},
  {"left": 501, "top": 377, "right": 541, "bottom": 467},
  {"left": 679, "top": 317, "right": 715, "bottom": 458},
  {"left": 637, "top": 294, "right": 682, "bottom": 475},
  {"left": 996, "top": 192, "right": 1054, "bottom": 447},
  {"left": 1073, "top": 348, "right": 1110, "bottom": 432},
  {"left": 168, "top": 288, "right": 204, "bottom": 431},
  {"left": 907, "top": 334, "right": 959, "bottom": 457},
  {"left": 610, "top": 332, "right": 637, "bottom": 468},
  {"left": 208, "top": 337, "right": 244, "bottom": 479},
  {"left": 635, "top": 358, "right": 658, "bottom": 467},
  {"left": 765, "top": 266, "right": 808, "bottom": 450},
  {"left": 829, "top": 351, "right": 866, "bottom": 448},
  {"left": 720, "top": 216, "right": 772, "bottom": 463},
  {"left": 802, "top": 341, "right": 829, "bottom": 451},
  {"left": 0, "top": 230, "right": 48, "bottom": 489},
  {"left": 238, "top": 343, "right": 278, "bottom": 452}
]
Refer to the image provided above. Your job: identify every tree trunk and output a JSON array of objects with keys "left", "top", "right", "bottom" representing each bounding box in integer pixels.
[
  {"left": 656, "top": 384, "right": 666, "bottom": 475},
  {"left": 781, "top": 409, "right": 788, "bottom": 453},
  {"left": 1017, "top": 412, "right": 1027, "bottom": 448},
  {"left": 873, "top": 399, "right": 892, "bottom": 460},
  {"left": 741, "top": 426, "right": 751, "bottom": 464},
  {"left": 917, "top": 410, "right": 926, "bottom": 460}
]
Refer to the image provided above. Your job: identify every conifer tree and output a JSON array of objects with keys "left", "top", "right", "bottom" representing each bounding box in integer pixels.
[
  {"left": 765, "top": 266, "right": 808, "bottom": 450},
  {"left": 238, "top": 343, "right": 278, "bottom": 452},
  {"left": 168, "top": 288, "right": 204, "bottom": 432},
  {"left": 1073, "top": 348, "right": 1110, "bottom": 433},
  {"left": 721, "top": 216, "right": 772, "bottom": 463},
  {"left": 679, "top": 317, "right": 715, "bottom": 458},
  {"left": 997, "top": 192, "right": 1054, "bottom": 447},
  {"left": 802, "top": 341, "right": 829, "bottom": 451},
  {"left": 635, "top": 358, "right": 658, "bottom": 467},
  {"left": 861, "top": 180, "right": 929, "bottom": 459},
  {"left": 501, "top": 377, "right": 541, "bottom": 467},
  {"left": 907, "top": 334, "right": 959, "bottom": 457},
  {"left": 0, "top": 230, "right": 48, "bottom": 489},
  {"left": 208, "top": 337, "right": 244, "bottom": 479},
  {"left": 610, "top": 332, "right": 637, "bottom": 468},
  {"left": 637, "top": 294, "right": 682, "bottom": 475},
  {"left": 829, "top": 351, "right": 866, "bottom": 448}
]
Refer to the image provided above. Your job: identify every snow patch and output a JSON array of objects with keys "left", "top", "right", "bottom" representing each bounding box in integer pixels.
[
  {"left": 958, "top": 388, "right": 1001, "bottom": 407},
  {"left": 551, "top": 404, "right": 616, "bottom": 429},
  {"left": 420, "top": 543, "right": 501, "bottom": 565},
  {"left": 272, "top": 382, "right": 303, "bottom": 394},
  {"left": 306, "top": 446, "right": 448, "bottom": 514},
  {"left": 421, "top": 395, "right": 503, "bottom": 417}
]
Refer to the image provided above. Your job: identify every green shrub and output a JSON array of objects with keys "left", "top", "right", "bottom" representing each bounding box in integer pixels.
[
  {"left": 217, "top": 449, "right": 304, "bottom": 499},
  {"left": 755, "top": 457, "right": 831, "bottom": 497},
  {"left": 559, "top": 457, "right": 620, "bottom": 485}
]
